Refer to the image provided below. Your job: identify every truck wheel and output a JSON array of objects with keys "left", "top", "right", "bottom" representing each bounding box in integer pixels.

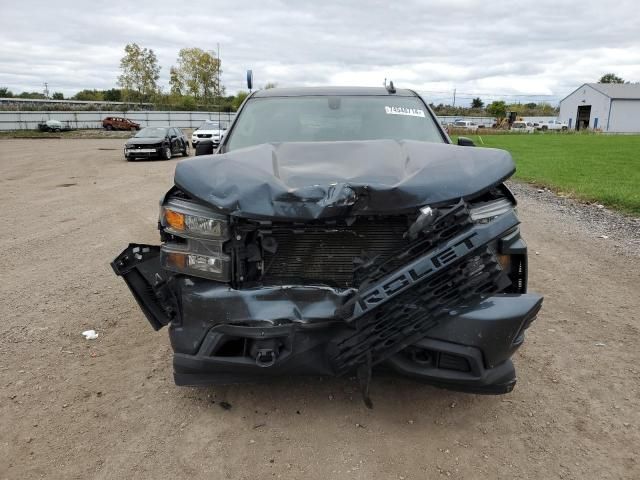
[
  {"left": 105, "top": 125, "right": 113, "bottom": 131},
  {"left": 541, "top": 125, "right": 548, "bottom": 131}
]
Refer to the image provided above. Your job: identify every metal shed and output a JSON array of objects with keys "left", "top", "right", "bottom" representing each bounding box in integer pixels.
[{"left": 559, "top": 83, "right": 640, "bottom": 133}]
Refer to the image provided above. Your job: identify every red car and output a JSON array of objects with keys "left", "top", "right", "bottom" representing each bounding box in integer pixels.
[{"left": 102, "top": 117, "right": 140, "bottom": 131}]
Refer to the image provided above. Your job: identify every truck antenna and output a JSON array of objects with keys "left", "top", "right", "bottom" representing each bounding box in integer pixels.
[{"left": 385, "top": 80, "right": 396, "bottom": 94}]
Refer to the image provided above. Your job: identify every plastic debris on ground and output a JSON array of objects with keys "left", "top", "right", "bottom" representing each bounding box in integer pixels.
[{"left": 82, "top": 330, "right": 99, "bottom": 340}]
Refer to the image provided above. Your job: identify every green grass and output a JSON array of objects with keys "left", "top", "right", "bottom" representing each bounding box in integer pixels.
[{"left": 456, "top": 134, "right": 640, "bottom": 216}]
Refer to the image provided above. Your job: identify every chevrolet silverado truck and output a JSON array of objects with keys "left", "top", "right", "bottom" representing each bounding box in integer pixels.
[{"left": 112, "top": 86, "right": 542, "bottom": 404}]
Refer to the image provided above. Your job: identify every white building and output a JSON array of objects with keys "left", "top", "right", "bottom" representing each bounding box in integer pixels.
[{"left": 559, "top": 83, "right": 640, "bottom": 133}]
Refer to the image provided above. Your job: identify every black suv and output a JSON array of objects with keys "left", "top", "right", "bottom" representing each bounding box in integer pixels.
[{"left": 113, "top": 87, "right": 542, "bottom": 404}]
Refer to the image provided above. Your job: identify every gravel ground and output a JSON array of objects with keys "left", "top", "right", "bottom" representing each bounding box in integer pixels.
[
  {"left": 1, "top": 139, "right": 639, "bottom": 480},
  {"left": 508, "top": 182, "right": 640, "bottom": 257}
]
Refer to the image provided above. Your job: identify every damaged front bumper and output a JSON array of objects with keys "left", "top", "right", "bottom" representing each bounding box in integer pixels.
[{"left": 112, "top": 218, "right": 542, "bottom": 395}]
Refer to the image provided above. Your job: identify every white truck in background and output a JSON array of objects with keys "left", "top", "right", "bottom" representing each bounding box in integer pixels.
[{"left": 537, "top": 119, "right": 568, "bottom": 131}]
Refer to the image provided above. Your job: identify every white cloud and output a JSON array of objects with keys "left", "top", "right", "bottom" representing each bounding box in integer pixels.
[{"left": 1, "top": 0, "right": 639, "bottom": 105}]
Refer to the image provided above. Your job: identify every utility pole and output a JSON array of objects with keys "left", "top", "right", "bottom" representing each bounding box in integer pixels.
[
  {"left": 452, "top": 88, "right": 456, "bottom": 108},
  {"left": 43, "top": 82, "right": 50, "bottom": 99}
]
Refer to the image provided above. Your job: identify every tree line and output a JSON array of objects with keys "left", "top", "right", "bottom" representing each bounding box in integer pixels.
[
  {"left": 0, "top": 43, "right": 252, "bottom": 111},
  {"left": 0, "top": 50, "right": 633, "bottom": 114}
]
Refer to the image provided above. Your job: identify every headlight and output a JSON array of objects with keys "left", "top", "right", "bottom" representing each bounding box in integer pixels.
[
  {"left": 469, "top": 198, "right": 514, "bottom": 223},
  {"left": 160, "top": 197, "right": 231, "bottom": 281},
  {"left": 162, "top": 199, "right": 229, "bottom": 238},
  {"left": 160, "top": 239, "right": 231, "bottom": 281}
]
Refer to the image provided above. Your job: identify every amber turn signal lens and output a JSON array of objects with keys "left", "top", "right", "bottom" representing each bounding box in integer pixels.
[
  {"left": 497, "top": 254, "right": 511, "bottom": 271},
  {"left": 164, "top": 209, "right": 185, "bottom": 231},
  {"left": 165, "top": 251, "right": 187, "bottom": 269}
]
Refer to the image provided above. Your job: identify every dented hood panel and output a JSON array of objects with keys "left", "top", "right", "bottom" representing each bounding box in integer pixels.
[{"left": 174, "top": 139, "right": 515, "bottom": 220}]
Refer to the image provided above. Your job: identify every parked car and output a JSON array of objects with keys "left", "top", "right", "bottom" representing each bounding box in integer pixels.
[
  {"left": 452, "top": 120, "right": 479, "bottom": 131},
  {"left": 123, "top": 126, "right": 189, "bottom": 161},
  {"left": 112, "top": 86, "right": 542, "bottom": 404},
  {"left": 191, "top": 120, "right": 227, "bottom": 149},
  {"left": 37, "top": 119, "right": 72, "bottom": 132},
  {"left": 103, "top": 117, "right": 140, "bottom": 131},
  {"left": 537, "top": 119, "right": 568, "bottom": 131},
  {"left": 511, "top": 121, "right": 535, "bottom": 133}
]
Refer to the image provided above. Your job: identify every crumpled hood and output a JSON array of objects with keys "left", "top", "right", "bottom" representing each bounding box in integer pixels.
[{"left": 174, "top": 139, "right": 515, "bottom": 220}]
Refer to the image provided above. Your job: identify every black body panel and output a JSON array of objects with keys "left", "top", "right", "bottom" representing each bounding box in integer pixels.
[{"left": 174, "top": 139, "right": 514, "bottom": 220}]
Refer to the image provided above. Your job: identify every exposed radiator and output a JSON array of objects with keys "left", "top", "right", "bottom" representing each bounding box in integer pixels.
[{"left": 260, "top": 216, "right": 410, "bottom": 287}]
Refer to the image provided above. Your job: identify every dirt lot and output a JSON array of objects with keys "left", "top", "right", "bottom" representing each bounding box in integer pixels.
[{"left": 1, "top": 139, "right": 639, "bottom": 479}]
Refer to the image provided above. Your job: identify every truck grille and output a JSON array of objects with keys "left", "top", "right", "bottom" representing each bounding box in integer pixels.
[
  {"left": 260, "top": 216, "right": 410, "bottom": 287},
  {"left": 332, "top": 247, "right": 509, "bottom": 373},
  {"left": 259, "top": 204, "right": 474, "bottom": 288}
]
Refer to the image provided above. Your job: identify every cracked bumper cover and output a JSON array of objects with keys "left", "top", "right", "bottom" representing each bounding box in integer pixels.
[{"left": 112, "top": 237, "right": 542, "bottom": 394}]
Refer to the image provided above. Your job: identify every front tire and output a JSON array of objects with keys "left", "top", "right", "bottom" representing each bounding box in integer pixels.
[
  {"left": 162, "top": 146, "right": 172, "bottom": 160},
  {"left": 106, "top": 125, "right": 113, "bottom": 131},
  {"left": 182, "top": 143, "right": 190, "bottom": 157}
]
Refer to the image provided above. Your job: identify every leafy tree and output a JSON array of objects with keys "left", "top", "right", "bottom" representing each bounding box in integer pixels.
[
  {"left": 471, "top": 97, "right": 484, "bottom": 109},
  {"left": 169, "top": 48, "right": 224, "bottom": 102},
  {"left": 599, "top": 73, "right": 624, "bottom": 84},
  {"left": 0, "top": 87, "right": 13, "bottom": 97},
  {"left": 525, "top": 102, "right": 537, "bottom": 109},
  {"left": 169, "top": 66, "right": 184, "bottom": 95},
  {"left": 118, "top": 43, "right": 161, "bottom": 102},
  {"left": 486, "top": 100, "right": 507, "bottom": 119},
  {"left": 537, "top": 102, "right": 557, "bottom": 115},
  {"left": 73, "top": 89, "right": 104, "bottom": 101},
  {"left": 52, "top": 92, "right": 64, "bottom": 100},
  {"left": 103, "top": 88, "right": 122, "bottom": 102},
  {"left": 17, "top": 91, "right": 46, "bottom": 99},
  {"left": 264, "top": 82, "right": 278, "bottom": 89},
  {"left": 232, "top": 91, "right": 249, "bottom": 110},
  {"left": 179, "top": 95, "right": 197, "bottom": 110}
]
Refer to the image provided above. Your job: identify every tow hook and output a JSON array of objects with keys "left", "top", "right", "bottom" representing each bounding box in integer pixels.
[{"left": 255, "top": 349, "right": 277, "bottom": 367}]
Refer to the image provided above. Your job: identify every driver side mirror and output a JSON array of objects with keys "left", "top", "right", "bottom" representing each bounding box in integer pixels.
[{"left": 457, "top": 136, "right": 475, "bottom": 147}]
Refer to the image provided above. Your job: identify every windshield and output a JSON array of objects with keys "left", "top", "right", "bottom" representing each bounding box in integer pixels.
[
  {"left": 135, "top": 127, "right": 168, "bottom": 138},
  {"left": 225, "top": 95, "right": 443, "bottom": 151}
]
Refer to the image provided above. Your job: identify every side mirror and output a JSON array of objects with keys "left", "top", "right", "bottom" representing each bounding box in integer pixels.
[{"left": 457, "top": 136, "right": 475, "bottom": 147}]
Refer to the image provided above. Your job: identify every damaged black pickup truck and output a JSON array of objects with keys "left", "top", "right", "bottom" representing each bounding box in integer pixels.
[{"left": 112, "top": 86, "right": 542, "bottom": 402}]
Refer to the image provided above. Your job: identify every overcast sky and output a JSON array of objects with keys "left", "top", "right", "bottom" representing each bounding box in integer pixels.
[{"left": 1, "top": 0, "right": 639, "bottom": 105}]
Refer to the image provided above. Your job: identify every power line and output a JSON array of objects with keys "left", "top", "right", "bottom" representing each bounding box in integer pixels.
[{"left": 419, "top": 89, "right": 557, "bottom": 98}]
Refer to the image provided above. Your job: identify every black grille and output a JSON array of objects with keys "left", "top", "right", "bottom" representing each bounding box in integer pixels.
[
  {"left": 438, "top": 352, "right": 471, "bottom": 372},
  {"left": 331, "top": 248, "right": 509, "bottom": 373},
  {"left": 260, "top": 217, "right": 410, "bottom": 287},
  {"left": 259, "top": 204, "right": 475, "bottom": 288}
]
